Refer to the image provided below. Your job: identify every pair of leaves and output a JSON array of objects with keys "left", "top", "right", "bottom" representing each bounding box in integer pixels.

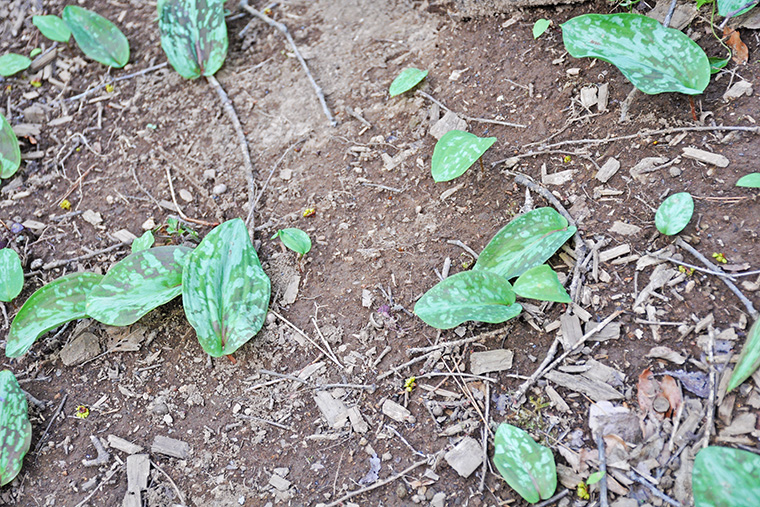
[
  {"left": 0, "top": 370, "right": 31, "bottom": 486},
  {"left": 0, "top": 249, "right": 23, "bottom": 302},
  {"left": 432, "top": 130, "right": 496, "bottom": 182},
  {"left": 693, "top": 446, "right": 760, "bottom": 506},
  {"left": 562, "top": 14, "right": 710, "bottom": 95},
  {"left": 272, "top": 228, "right": 312, "bottom": 255},
  {"left": 389, "top": 67, "right": 428, "bottom": 97},
  {"left": 655, "top": 192, "right": 694, "bottom": 236},
  {"left": 493, "top": 423, "right": 557, "bottom": 503},
  {"left": 0, "top": 113, "right": 21, "bottom": 180},
  {"left": 158, "top": 0, "right": 228, "bottom": 79}
]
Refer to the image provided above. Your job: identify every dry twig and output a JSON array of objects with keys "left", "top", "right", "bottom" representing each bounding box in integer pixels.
[
  {"left": 323, "top": 459, "right": 427, "bottom": 507},
  {"left": 416, "top": 90, "right": 526, "bottom": 128},
  {"left": 63, "top": 62, "right": 169, "bottom": 103}
]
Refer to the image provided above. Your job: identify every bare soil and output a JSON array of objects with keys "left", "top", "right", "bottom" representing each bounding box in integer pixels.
[{"left": 1, "top": 0, "right": 759, "bottom": 506}]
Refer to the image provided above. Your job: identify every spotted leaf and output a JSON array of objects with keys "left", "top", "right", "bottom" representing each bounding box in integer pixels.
[
  {"left": 389, "top": 67, "right": 428, "bottom": 97},
  {"left": 717, "top": 0, "right": 757, "bottom": 17},
  {"left": 182, "top": 219, "right": 270, "bottom": 357},
  {"left": 431, "top": 130, "right": 496, "bottom": 182},
  {"left": 562, "top": 14, "right": 710, "bottom": 95},
  {"left": 414, "top": 270, "right": 521, "bottom": 329},
  {"left": 33, "top": 15, "right": 71, "bottom": 43},
  {"left": 655, "top": 192, "right": 693, "bottom": 236},
  {"left": 0, "top": 249, "right": 23, "bottom": 302},
  {"left": 62, "top": 6, "right": 130, "bottom": 68},
  {"left": 7, "top": 272, "right": 103, "bottom": 358},
  {"left": 513, "top": 265, "right": 571, "bottom": 303},
  {"left": 86, "top": 246, "right": 191, "bottom": 326},
  {"left": 0, "top": 112, "right": 21, "bottom": 180},
  {"left": 0, "top": 370, "right": 31, "bottom": 486},
  {"left": 493, "top": 423, "right": 557, "bottom": 503},
  {"left": 693, "top": 446, "right": 760, "bottom": 506},
  {"left": 475, "top": 207, "right": 576, "bottom": 280},
  {"left": 727, "top": 319, "right": 760, "bottom": 392},
  {"left": 158, "top": 0, "right": 228, "bottom": 79}
]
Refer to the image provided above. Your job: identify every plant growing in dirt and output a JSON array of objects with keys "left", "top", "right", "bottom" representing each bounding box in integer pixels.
[
  {"left": 131, "top": 230, "right": 155, "bottom": 252},
  {"left": 0, "top": 248, "right": 23, "bottom": 303},
  {"left": 0, "top": 112, "right": 21, "bottom": 179},
  {"left": 431, "top": 130, "right": 496, "bottom": 182},
  {"left": 272, "top": 228, "right": 312, "bottom": 256},
  {"left": 0, "top": 53, "right": 33, "bottom": 77},
  {"left": 492, "top": 423, "right": 557, "bottom": 503},
  {"left": 655, "top": 192, "right": 694, "bottom": 235},
  {"left": 532, "top": 19, "right": 551, "bottom": 38},
  {"left": 692, "top": 446, "right": 760, "bottom": 506},
  {"left": 0, "top": 370, "right": 32, "bottom": 486},
  {"left": 389, "top": 67, "right": 428, "bottom": 97},
  {"left": 7, "top": 219, "right": 271, "bottom": 358},
  {"left": 736, "top": 173, "right": 760, "bottom": 188},
  {"left": 414, "top": 207, "right": 575, "bottom": 329},
  {"left": 33, "top": 14, "right": 72, "bottom": 43}
]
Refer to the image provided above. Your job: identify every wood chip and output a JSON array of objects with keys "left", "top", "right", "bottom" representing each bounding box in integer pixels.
[
  {"left": 682, "top": 147, "right": 729, "bottom": 167},
  {"left": 545, "top": 385, "right": 570, "bottom": 412},
  {"left": 469, "top": 349, "right": 513, "bottom": 375},
  {"left": 720, "top": 412, "right": 757, "bottom": 436},
  {"left": 545, "top": 371, "right": 624, "bottom": 401},
  {"left": 347, "top": 406, "right": 369, "bottom": 433},
  {"left": 609, "top": 221, "right": 641, "bottom": 236},
  {"left": 429, "top": 110, "right": 468, "bottom": 139},
  {"left": 541, "top": 163, "right": 576, "bottom": 186},
  {"left": 646, "top": 346, "right": 686, "bottom": 364},
  {"left": 123, "top": 454, "right": 150, "bottom": 507},
  {"left": 559, "top": 313, "right": 583, "bottom": 350},
  {"left": 269, "top": 473, "right": 292, "bottom": 491},
  {"left": 584, "top": 321, "right": 621, "bottom": 342},
  {"left": 599, "top": 244, "right": 631, "bottom": 263},
  {"left": 151, "top": 435, "right": 190, "bottom": 459},
  {"left": 81, "top": 209, "right": 103, "bottom": 226},
  {"left": 595, "top": 157, "right": 620, "bottom": 183},
  {"left": 314, "top": 391, "right": 348, "bottom": 428},
  {"left": 382, "top": 399, "right": 415, "bottom": 424},
  {"left": 108, "top": 435, "right": 144, "bottom": 455},
  {"left": 444, "top": 436, "right": 482, "bottom": 478}
]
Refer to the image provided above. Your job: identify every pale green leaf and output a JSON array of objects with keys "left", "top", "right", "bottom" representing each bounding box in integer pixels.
[
  {"left": 414, "top": 270, "right": 521, "bottom": 329},
  {"left": 431, "top": 130, "right": 496, "bottom": 182},
  {"left": 727, "top": 319, "right": 760, "bottom": 392},
  {"left": 182, "top": 219, "right": 270, "bottom": 357},
  {"left": 717, "top": 0, "right": 757, "bottom": 16},
  {"left": 513, "top": 265, "right": 571, "bottom": 303},
  {"left": 562, "top": 14, "right": 710, "bottom": 95},
  {"left": 272, "top": 228, "right": 311, "bottom": 255},
  {"left": 33, "top": 15, "right": 71, "bottom": 43},
  {"left": 0, "top": 371, "right": 31, "bottom": 486},
  {"left": 736, "top": 173, "right": 760, "bottom": 188},
  {"left": 158, "top": 0, "right": 228, "bottom": 79},
  {"left": 0, "top": 54, "right": 31, "bottom": 77},
  {"left": 475, "top": 207, "right": 576, "bottom": 280},
  {"left": 493, "top": 423, "right": 557, "bottom": 503},
  {"left": 0, "top": 112, "right": 21, "bottom": 179},
  {"left": 86, "top": 246, "right": 191, "bottom": 326},
  {"left": 533, "top": 19, "right": 551, "bottom": 38},
  {"left": 63, "top": 6, "right": 130, "bottom": 68},
  {"left": 655, "top": 192, "right": 694, "bottom": 236},
  {"left": 6, "top": 272, "right": 104, "bottom": 358},
  {"left": 389, "top": 67, "right": 428, "bottom": 97},
  {"left": 693, "top": 446, "right": 760, "bottom": 506},
  {"left": 0, "top": 249, "right": 23, "bottom": 302},
  {"left": 131, "top": 230, "right": 155, "bottom": 253},
  {"left": 587, "top": 470, "right": 605, "bottom": 485}
]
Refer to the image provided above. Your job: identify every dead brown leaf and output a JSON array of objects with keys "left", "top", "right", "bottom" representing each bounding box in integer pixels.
[
  {"left": 660, "top": 375, "right": 682, "bottom": 418},
  {"left": 724, "top": 27, "right": 749, "bottom": 65},
  {"left": 637, "top": 368, "right": 659, "bottom": 414}
]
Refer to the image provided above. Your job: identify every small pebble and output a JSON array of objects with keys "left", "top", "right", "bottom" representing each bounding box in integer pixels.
[
  {"left": 669, "top": 166, "right": 682, "bottom": 177},
  {"left": 395, "top": 484, "right": 407, "bottom": 499},
  {"left": 279, "top": 168, "right": 293, "bottom": 180},
  {"left": 213, "top": 183, "right": 228, "bottom": 195},
  {"left": 203, "top": 169, "right": 216, "bottom": 180},
  {"left": 142, "top": 217, "right": 156, "bottom": 230},
  {"left": 179, "top": 189, "right": 193, "bottom": 202},
  {"left": 30, "top": 258, "right": 43, "bottom": 270}
]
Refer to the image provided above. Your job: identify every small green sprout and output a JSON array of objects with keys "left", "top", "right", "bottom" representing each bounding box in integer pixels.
[
  {"left": 533, "top": 19, "right": 551, "bottom": 39},
  {"left": 272, "top": 228, "right": 312, "bottom": 256},
  {"left": 389, "top": 68, "right": 428, "bottom": 97}
]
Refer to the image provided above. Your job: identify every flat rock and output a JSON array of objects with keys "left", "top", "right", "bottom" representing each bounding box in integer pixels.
[
  {"left": 470, "top": 349, "right": 513, "bottom": 375},
  {"left": 269, "top": 473, "right": 291, "bottom": 491},
  {"left": 682, "top": 147, "right": 729, "bottom": 167},
  {"left": 444, "top": 436, "right": 482, "bottom": 478},
  {"left": 429, "top": 110, "right": 467, "bottom": 140},
  {"left": 722, "top": 81, "right": 752, "bottom": 101},
  {"left": 108, "top": 435, "right": 144, "bottom": 455},
  {"left": 81, "top": 209, "right": 103, "bottom": 226},
  {"left": 151, "top": 435, "right": 190, "bottom": 459},
  {"left": 381, "top": 399, "right": 415, "bottom": 424},
  {"left": 595, "top": 157, "right": 620, "bottom": 183},
  {"left": 60, "top": 332, "right": 101, "bottom": 366},
  {"left": 314, "top": 391, "right": 348, "bottom": 428},
  {"left": 347, "top": 406, "right": 369, "bottom": 433},
  {"left": 584, "top": 321, "right": 621, "bottom": 342}
]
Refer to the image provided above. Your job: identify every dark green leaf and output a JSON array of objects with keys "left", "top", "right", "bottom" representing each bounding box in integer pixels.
[
  {"left": 0, "top": 112, "right": 21, "bottom": 179},
  {"left": 0, "top": 53, "right": 32, "bottom": 77},
  {"left": 727, "top": 319, "right": 760, "bottom": 392},
  {"left": 708, "top": 56, "right": 730, "bottom": 74},
  {"left": 272, "top": 228, "right": 311, "bottom": 255},
  {"left": 493, "top": 423, "right": 557, "bottom": 503},
  {"left": 431, "top": 130, "right": 496, "bottom": 182},
  {"left": 562, "top": 14, "right": 710, "bottom": 95},
  {"left": 475, "top": 207, "right": 576, "bottom": 280},
  {"left": 533, "top": 19, "right": 551, "bottom": 39},
  {"left": 655, "top": 192, "right": 693, "bottom": 236},
  {"left": 717, "top": 0, "right": 756, "bottom": 16},
  {"left": 62, "top": 6, "right": 130, "bottom": 68},
  {"left": 513, "top": 265, "right": 571, "bottom": 303},
  {"left": 414, "top": 270, "right": 521, "bottom": 329},
  {"left": 86, "top": 246, "right": 191, "bottom": 326},
  {"left": 131, "top": 230, "right": 155, "bottom": 253},
  {"left": 6, "top": 272, "right": 103, "bottom": 358},
  {"left": 33, "top": 15, "right": 71, "bottom": 43},
  {"left": 182, "top": 219, "right": 270, "bottom": 356},
  {"left": 693, "top": 446, "right": 760, "bottom": 506},
  {"left": 736, "top": 173, "right": 760, "bottom": 188},
  {"left": 158, "top": 0, "right": 228, "bottom": 79},
  {"left": 0, "top": 370, "right": 31, "bottom": 486},
  {"left": 389, "top": 68, "right": 428, "bottom": 97},
  {"left": 0, "top": 249, "right": 23, "bottom": 302}
]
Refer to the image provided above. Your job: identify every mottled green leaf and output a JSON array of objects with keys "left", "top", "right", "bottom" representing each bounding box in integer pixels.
[
  {"left": 431, "top": 130, "right": 496, "bottom": 182},
  {"left": 389, "top": 67, "right": 428, "bottom": 97},
  {"left": 513, "top": 265, "right": 571, "bottom": 303},
  {"left": 0, "top": 53, "right": 31, "bottom": 77},
  {"left": 33, "top": 15, "right": 71, "bottom": 43},
  {"left": 475, "top": 207, "right": 576, "bottom": 280},
  {"left": 727, "top": 319, "right": 760, "bottom": 392},
  {"left": 414, "top": 270, "right": 521, "bottom": 329},
  {"left": 0, "top": 249, "right": 23, "bottom": 302},
  {"left": 131, "top": 230, "right": 155, "bottom": 253},
  {"left": 655, "top": 192, "right": 693, "bottom": 236},
  {"left": 693, "top": 446, "right": 760, "bottom": 506},
  {"left": 562, "top": 14, "right": 710, "bottom": 95},
  {"left": 182, "top": 219, "right": 270, "bottom": 357},
  {"left": 0, "top": 112, "right": 21, "bottom": 179},
  {"left": 6, "top": 272, "right": 103, "bottom": 358},
  {"left": 62, "top": 6, "right": 130, "bottom": 68},
  {"left": 736, "top": 173, "right": 760, "bottom": 188},
  {"left": 0, "top": 370, "right": 31, "bottom": 486},
  {"left": 493, "top": 423, "right": 557, "bottom": 503},
  {"left": 86, "top": 246, "right": 191, "bottom": 326},
  {"left": 272, "top": 228, "right": 311, "bottom": 255},
  {"left": 717, "top": 0, "right": 757, "bottom": 16},
  {"left": 533, "top": 19, "right": 551, "bottom": 39},
  {"left": 158, "top": 0, "right": 228, "bottom": 79}
]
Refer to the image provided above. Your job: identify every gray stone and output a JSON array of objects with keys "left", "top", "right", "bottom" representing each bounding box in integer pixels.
[
  {"left": 429, "top": 111, "right": 468, "bottom": 140},
  {"left": 470, "top": 349, "right": 513, "bottom": 375},
  {"left": 595, "top": 157, "right": 620, "bottom": 183},
  {"left": 444, "top": 436, "right": 482, "bottom": 478},
  {"left": 212, "top": 183, "right": 228, "bottom": 195},
  {"left": 151, "top": 435, "right": 190, "bottom": 459}
]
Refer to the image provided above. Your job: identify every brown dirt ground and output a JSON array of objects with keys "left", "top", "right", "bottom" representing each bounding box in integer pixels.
[{"left": 1, "top": 0, "right": 759, "bottom": 505}]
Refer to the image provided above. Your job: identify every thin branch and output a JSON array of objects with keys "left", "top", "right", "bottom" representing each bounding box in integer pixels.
[
  {"left": 32, "top": 241, "right": 129, "bottom": 273},
  {"left": 323, "top": 459, "right": 427, "bottom": 507},
  {"left": 151, "top": 460, "right": 187, "bottom": 506},
  {"left": 165, "top": 166, "right": 219, "bottom": 227},
  {"left": 656, "top": 255, "right": 737, "bottom": 280},
  {"left": 63, "top": 62, "right": 169, "bottom": 103},
  {"left": 417, "top": 90, "right": 526, "bottom": 128},
  {"left": 33, "top": 394, "right": 68, "bottom": 454}
]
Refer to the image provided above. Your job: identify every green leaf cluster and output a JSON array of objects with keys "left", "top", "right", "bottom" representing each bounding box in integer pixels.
[
  {"left": 414, "top": 207, "right": 575, "bottom": 329},
  {"left": 7, "top": 219, "right": 270, "bottom": 358},
  {"left": 493, "top": 423, "right": 557, "bottom": 503},
  {"left": 0, "top": 370, "right": 32, "bottom": 486}
]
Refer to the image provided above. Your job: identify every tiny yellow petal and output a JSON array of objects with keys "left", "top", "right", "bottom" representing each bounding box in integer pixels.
[{"left": 60, "top": 199, "right": 71, "bottom": 210}]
